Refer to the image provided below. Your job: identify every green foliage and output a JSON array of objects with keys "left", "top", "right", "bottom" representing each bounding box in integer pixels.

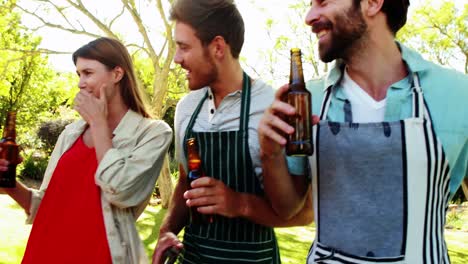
[
  {"left": 18, "top": 152, "right": 48, "bottom": 181},
  {"left": 0, "top": 2, "right": 78, "bottom": 149},
  {"left": 37, "top": 119, "right": 74, "bottom": 155},
  {"left": 398, "top": 0, "right": 467, "bottom": 73},
  {"left": 246, "top": 1, "right": 328, "bottom": 86}
]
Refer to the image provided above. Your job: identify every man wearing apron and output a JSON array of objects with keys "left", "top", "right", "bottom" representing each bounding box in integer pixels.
[
  {"left": 151, "top": 1, "right": 312, "bottom": 263},
  {"left": 259, "top": 0, "right": 467, "bottom": 263}
]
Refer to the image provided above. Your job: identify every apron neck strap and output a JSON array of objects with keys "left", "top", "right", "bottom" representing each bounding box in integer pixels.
[
  {"left": 184, "top": 71, "right": 252, "bottom": 141},
  {"left": 411, "top": 72, "right": 424, "bottom": 119},
  {"left": 239, "top": 71, "right": 252, "bottom": 132}
]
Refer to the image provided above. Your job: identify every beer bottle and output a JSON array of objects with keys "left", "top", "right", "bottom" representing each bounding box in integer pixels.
[
  {"left": 186, "top": 137, "right": 213, "bottom": 224},
  {"left": 0, "top": 111, "right": 20, "bottom": 188},
  {"left": 285, "top": 48, "right": 313, "bottom": 156}
]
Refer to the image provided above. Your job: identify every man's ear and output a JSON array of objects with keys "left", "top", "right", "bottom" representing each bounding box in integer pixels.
[
  {"left": 210, "top": 36, "right": 227, "bottom": 59},
  {"left": 363, "top": 0, "right": 384, "bottom": 17},
  {"left": 113, "top": 66, "right": 124, "bottom": 83}
]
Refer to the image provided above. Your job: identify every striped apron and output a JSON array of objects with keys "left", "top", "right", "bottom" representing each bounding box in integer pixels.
[
  {"left": 307, "top": 73, "right": 451, "bottom": 264},
  {"left": 179, "top": 72, "right": 281, "bottom": 264}
]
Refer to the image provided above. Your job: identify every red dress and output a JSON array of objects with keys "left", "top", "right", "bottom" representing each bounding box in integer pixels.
[{"left": 22, "top": 135, "right": 112, "bottom": 264}]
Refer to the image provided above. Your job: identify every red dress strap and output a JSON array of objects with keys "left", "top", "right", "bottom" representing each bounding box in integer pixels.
[{"left": 22, "top": 135, "right": 112, "bottom": 264}]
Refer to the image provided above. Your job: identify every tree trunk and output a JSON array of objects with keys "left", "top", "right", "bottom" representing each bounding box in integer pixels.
[{"left": 157, "top": 155, "right": 173, "bottom": 208}]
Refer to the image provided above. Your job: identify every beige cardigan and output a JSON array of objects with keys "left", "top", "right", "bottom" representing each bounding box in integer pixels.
[{"left": 28, "top": 110, "right": 172, "bottom": 263}]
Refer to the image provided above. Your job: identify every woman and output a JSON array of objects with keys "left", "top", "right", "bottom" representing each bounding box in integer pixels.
[{"left": 0, "top": 37, "right": 172, "bottom": 263}]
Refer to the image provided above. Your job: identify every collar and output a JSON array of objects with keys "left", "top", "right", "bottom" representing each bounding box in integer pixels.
[
  {"left": 65, "top": 109, "right": 142, "bottom": 142},
  {"left": 207, "top": 87, "right": 242, "bottom": 98},
  {"left": 323, "top": 42, "right": 431, "bottom": 92}
]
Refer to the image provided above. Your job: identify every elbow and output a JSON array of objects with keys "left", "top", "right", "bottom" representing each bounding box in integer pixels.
[
  {"left": 297, "top": 209, "right": 314, "bottom": 226},
  {"left": 273, "top": 204, "right": 302, "bottom": 221}
]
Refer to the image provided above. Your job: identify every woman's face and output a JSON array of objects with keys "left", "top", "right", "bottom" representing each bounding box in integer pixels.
[{"left": 75, "top": 57, "right": 120, "bottom": 99}]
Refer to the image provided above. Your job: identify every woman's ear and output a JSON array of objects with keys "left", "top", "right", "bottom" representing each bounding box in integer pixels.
[{"left": 113, "top": 66, "right": 124, "bottom": 83}]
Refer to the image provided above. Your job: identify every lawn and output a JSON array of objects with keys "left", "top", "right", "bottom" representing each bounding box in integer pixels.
[{"left": 1, "top": 195, "right": 467, "bottom": 263}]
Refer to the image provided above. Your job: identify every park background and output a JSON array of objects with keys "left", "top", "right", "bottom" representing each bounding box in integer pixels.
[{"left": 0, "top": 0, "right": 467, "bottom": 263}]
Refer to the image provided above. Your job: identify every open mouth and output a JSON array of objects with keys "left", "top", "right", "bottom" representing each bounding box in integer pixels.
[{"left": 317, "top": 30, "right": 329, "bottom": 39}]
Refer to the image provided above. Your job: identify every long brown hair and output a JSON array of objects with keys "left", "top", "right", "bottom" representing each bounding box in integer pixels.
[{"left": 72, "top": 37, "right": 151, "bottom": 118}]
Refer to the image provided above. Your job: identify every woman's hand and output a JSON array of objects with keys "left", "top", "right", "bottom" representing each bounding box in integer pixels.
[{"left": 74, "top": 85, "right": 108, "bottom": 126}]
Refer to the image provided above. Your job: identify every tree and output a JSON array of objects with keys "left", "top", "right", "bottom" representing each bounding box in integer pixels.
[
  {"left": 244, "top": 1, "right": 328, "bottom": 88},
  {"left": 0, "top": 0, "right": 75, "bottom": 149},
  {"left": 13, "top": 0, "right": 184, "bottom": 207},
  {"left": 397, "top": 0, "right": 467, "bottom": 74}
]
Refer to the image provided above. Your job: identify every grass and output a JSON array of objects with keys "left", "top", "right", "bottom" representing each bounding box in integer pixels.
[{"left": 1, "top": 195, "right": 467, "bottom": 263}]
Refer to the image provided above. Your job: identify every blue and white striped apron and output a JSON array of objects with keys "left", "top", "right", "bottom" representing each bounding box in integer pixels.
[
  {"left": 307, "top": 73, "right": 451, "bottom": 264},
  {"left": 178, "top": 72, "right": 281, "bottom": 264}
]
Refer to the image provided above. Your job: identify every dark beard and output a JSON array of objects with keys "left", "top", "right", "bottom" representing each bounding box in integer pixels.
[
  {"left": 188, "top": 48, "right": 218, "bottom": 90},
  {"left": 319, "top": 5, "right": 367, "bottom": 62}
]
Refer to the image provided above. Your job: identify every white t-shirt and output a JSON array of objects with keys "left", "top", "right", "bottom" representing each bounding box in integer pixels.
[{"left": 341, "top": 69, "right": 386, "bottom": 123}]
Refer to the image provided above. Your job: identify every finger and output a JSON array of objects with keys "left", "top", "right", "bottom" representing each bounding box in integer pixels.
[
  {"left": 190, "top": 176, "right": 214, "bottom": 188},
  {"left": 275, "top": 84, "right": 290, "bottom": 101},
  {"left": 99, "top": 84, "right": 107, "bottom": 104},
  {"left": 186, "top": 196, "right": 216, "bottom": 207},
  {"left": 197, "top": 205, "right": 217, "bottom": 215},
  {"left": 184, "top": 186, "right": 212, "bottom": 199},
  {"left": 0, "top": 159, "right": 8, "bottom": 171},
  {"left": 258, "top": 121, "right": 288, "bottom": 146},
  {"left": 270, "top": 99, "right": 296, "bottom": 116},
  {"left": 312, "top": 114, "right": 320, "bottom": 125}
]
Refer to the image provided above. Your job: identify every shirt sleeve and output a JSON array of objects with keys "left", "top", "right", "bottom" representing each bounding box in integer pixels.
[
  {"left": 95, "top": 120, "right": 172, "bottom": 209},
  {"left": 286, "top": 156, "right": 308, "bottom": 176}
]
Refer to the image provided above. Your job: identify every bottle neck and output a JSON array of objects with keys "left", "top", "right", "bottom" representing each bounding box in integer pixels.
[
  {"left": 2, "top": 113, "right": 16, "bottom": 141},
  {"left": 290, "top": 54, "right": 306, "bottom": 90}
]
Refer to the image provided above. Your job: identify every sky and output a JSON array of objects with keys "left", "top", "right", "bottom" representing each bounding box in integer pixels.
[{"left": 19, "top": 0, "right": 431, "bottom": 85}]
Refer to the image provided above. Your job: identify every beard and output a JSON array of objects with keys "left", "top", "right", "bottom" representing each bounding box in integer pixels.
[
  {"left": 317, "top": 4, "right": 368, "bottom": 63},
  {"left": 187, "top": 48, "right": 218, "bottom": 90}
]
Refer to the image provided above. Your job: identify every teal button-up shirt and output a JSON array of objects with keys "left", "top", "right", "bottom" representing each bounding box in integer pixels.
[{"left": 288, "top": 43, "right": 467, "bottom": 196}]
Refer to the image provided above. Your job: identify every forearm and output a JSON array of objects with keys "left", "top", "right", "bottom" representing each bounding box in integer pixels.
[
  {"left": 261, "top": 153, "right": 306, "bottom": 218},
  {"left": 4, "top": 181, "right": 32, "bottom": 214},
  {"left": 89, "top": 121, "right": 113, "bottom": 163},
  {"left": 238, "top": 186, "right": 313, "bottom": 227},
  {"left": 160, "top": 166, "right": 190, "bottom": 235}
]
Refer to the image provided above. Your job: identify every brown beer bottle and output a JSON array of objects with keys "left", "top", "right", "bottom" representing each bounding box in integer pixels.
[
  {"left": 186, "top": 137, "right": 213, "bottom": 224},
  {"left": 285, "top": 48, "right": 313, "bottom": 156},
  {"left": 0, "top": 112, "right": 20, "bottom": 188}
]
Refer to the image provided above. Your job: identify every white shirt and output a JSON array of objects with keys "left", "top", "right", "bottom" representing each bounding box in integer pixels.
[
  {"left": 29, "top": 110, "right": 173, "bottom": 264},
  {"left": 174, "top": 79, "right": 274, "bottom": 179},
  {"left": 341, "top": 69, "right": 387, "bottom": 123}
]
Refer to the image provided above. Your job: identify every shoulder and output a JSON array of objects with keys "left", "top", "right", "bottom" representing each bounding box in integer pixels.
[
  {"left": 175, "top": 88, "right": 207, "bottom": 120},
  {"left": 143, "top": 118, "right": 172, "bottom": 135},
  {"left": 420, "top": 63, "right": 468, "bottom": 95},
  {"left": 121, "top": 111, "right": 173, "bottom": 142},
  {"left": 250, "top": 78, "right": 275, "bottom": 112},
  {"left": 176, "top": 88, "right": 207, "bottom": 109},
  {"left": 420, "top": 62, "right": 468, "bottom": 115}
]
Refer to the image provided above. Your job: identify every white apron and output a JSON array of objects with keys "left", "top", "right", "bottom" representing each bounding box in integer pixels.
[{"left": 307, "top": 74, "right": 451, "bottom": 264}]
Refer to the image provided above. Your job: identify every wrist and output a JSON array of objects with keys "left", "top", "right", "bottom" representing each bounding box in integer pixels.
[
  {"left": 237, "top": 193, "right": 251, "bottom": 218},
  {"left": 159, "top": 225, "right": 172, "bottom": 236},
  {"left": 260, "top": 149, "right": 284, "bottom": 161}
]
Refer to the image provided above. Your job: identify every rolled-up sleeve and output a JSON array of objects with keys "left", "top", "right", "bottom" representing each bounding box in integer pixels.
[{"left": 95, "top": 120, "right": 172, "bottom": 209}]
